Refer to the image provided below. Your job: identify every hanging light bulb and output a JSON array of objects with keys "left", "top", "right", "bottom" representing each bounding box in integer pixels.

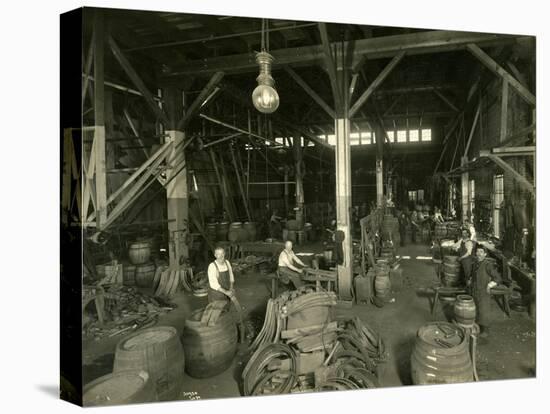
[{"left": 252, "top": 51, "right": 280, "bottom": 114}]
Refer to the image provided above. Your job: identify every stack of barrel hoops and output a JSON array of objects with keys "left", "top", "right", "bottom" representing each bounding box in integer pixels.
[{"left": 242, "top": 286, "right": 388, "bottom": 395}]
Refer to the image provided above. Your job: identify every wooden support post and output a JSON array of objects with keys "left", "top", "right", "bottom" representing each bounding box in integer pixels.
[
  {"left": 294, "top": 136, "right": 304, "bottom": 224},
  {"left": 461, "top": 156, "right": 469, "bottom": 222},
  {"left": 93, "top": 12, "right": 107, "bottom": 229},
  {"left": 284, "top": 166, "right": 290, "bottom": 214},
  {"left": 500, "top": 79, "right": 509, "bottom": 142},
  {"left": 375, "top": 124, "right": 384, "bottom": 207},
  {"left": 164, "top": 88, "right": 188, "bottom": 266},
  {"left": 166, "top": 129, "right": 188, "bottom": 266},
  {"left": 335, "top": 117, "right": 353, "bottom": 300}
]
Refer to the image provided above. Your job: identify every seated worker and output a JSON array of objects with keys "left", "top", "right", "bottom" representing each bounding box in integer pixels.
[
  {"left": 207, "top": 246, "right": 235, "bottom": 304},
  {"left": 433, "top": 206, "right": 445, "bottom": 224},
  {"left": 470, "top": 245, "right": 503, "bottom": 339},
  {"left": 278, "top": 241, "right": 306, "bottom": 289},
  {"left": 452, "top": 228, "right": 476, "bottom": 284}
]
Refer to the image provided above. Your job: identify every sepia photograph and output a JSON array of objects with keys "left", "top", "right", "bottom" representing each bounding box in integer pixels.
[{"left": 59, "top": 4, "right": 536, "bottom": 407}]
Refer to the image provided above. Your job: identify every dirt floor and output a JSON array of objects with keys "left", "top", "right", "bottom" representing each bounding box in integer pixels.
[{"left": 82, "top": 241, "right": 536, "bottom": 401}]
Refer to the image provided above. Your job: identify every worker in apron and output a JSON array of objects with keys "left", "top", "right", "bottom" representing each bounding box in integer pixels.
[
  {"left": 278, "top": 241, "right": 306, "bottom": 289},
  {"left": 207, "top": 246, "right": 235, "bottom": 303},
  {"left": 470, "top": 245, "right": 503, "bottom": 338}
]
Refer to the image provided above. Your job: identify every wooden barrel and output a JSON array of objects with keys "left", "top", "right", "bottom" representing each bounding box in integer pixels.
[
  {"left": 135, "top": 263, "right": 156, "bottom": 288},
  {"left": 128, "top": 242, "right": 151, "bottom": 265},
  {"left": 228, "top": 227, "right": 248, "bottom": 242},
  {"left": 123, "top": 264, "right": 136, "bottom": 286},
  {"left": 206, "top": 223, "right": 217, "bottom": 240},
  {"left": 243, "top": 222, "right": 257, "bottom": 241},
  {"left": 454, "top": 295, "right": 476, "bottom": 327},
  {"left": 286, "top": 219, "right": 300, "bottom": 231},
  {"left": 375, "top": 274, "right": 391, "bottom": 299},
  {"left": 411, "top": 322, "right": 473, "bottom": 385},
  {"left": 434, "top": 224, "right": 447, "bottom": 239},
  {"left": 287, "top": 230, "right": 297, "bottom": 243},
  {"left": 113, "top": 326, "right": 185, "bottom": 401},
  {"left": 443, "top": 270, "right": 460, "bottom": 287},
  {"left": 443, "top": 255, "right": 459, "bottom": 265},
  {"left": 216, "top": 221, "right": 229, "bottom": 241},
  {"left": 355, "top": 274, "right": 373, "bottom": 303},
  {"left": 296, "top": 230, "right": 306, "bottom": 245},
  {"left": 83, "top": 371, "right": 156, "bottom": 407},
  {"left": 181, "top": 309, "right": 238, "bottom": 378},
  {"left": 443, "top": 261, "right": 460, "bottom": 273}
]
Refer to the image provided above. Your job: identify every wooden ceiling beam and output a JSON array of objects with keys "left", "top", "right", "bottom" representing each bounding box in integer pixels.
[
  {"left": 177, "top": 71, "right": 224, "bottom": 130},
  {"left": 164, "top": 30, "right": 523, "bottom": 77},
  {"left": 318, "top": 23, "right": 343, "bottom": 113},
  {"left": 107, "top": 34, "right": 169, "bottom": 124},
  {"left": 467, "top": 43, "right": 535, "bottom": 106},
  {"left": 284, "top": 65, "right": 336, "bottom": 118},
  {"left": 349, "top": 51, "right": 405, "bottom": 118}
]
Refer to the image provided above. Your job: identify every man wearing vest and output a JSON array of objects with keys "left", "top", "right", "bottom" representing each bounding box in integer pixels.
[
  {"left": 278, "top": 241, "right": 306, "bottom": 289},
  {"left": 207, "top": 246, "right": 235, "bottom": 303}
]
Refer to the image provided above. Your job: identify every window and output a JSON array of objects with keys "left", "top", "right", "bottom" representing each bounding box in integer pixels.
[
  {"left": 327, "top": 134, "right": 336, "bottom": 146},
  {"left": 360, "top": 131, "right": 372, "bottom": 145},
  {"left": 493, "top": 174, "right": 504, "bottom": 238},
  {"left": 409, "top": 129, "right": 419, "bottom": 142},
  {"left": 386, "top": 131, "right": 395, "bottom": 143},
  {"left": 417, "top": 189, "right": 425, "bottom": 202},
  {"left": 397, "top": 130, "right": 407, "bottom": 143},
  {"left": 408, "top": 190, "right": 417, "bottom": 202},
  {"left": 350, "top": 132, "right": 361, "bottom": 146},
  {"left": 421, "top": 129, "right": 432, "bottom": 141},
  {"left": 275, "top": 137, "right": 285, "bottom": 146},
  {"left": 372, "top": 132, "right": 376, "bottom": 143}
]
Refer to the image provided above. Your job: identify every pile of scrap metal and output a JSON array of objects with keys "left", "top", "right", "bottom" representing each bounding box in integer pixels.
[
  {"left": 83, "top": 284, "right": 175, "bottom": 340},
  {"left": 242, "top": 286, "right": 387, "bottom": 395}
]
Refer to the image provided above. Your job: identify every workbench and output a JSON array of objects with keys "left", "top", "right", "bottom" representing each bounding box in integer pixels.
[{"left": 478, "top": 240, "right": 536, "bottom": 318}]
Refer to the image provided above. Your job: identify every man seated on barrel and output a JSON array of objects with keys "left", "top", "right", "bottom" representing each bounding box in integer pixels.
[
  {"left": 469, "top": 245, "right": 503, "bottom": 339},
  {"left": 278, "top": 240, "right": 306, "bottom": 289},
  {"left": 207, "top": 246, "right": 235, "bottom": 303}
]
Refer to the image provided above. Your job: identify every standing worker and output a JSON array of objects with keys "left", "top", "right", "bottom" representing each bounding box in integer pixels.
[
  {"left": 207, "top": 246, "right": 235, "bottom": 304},
  {"left": 398, "top": 209, "right": 409, "bottom": 247},
  {"left": 470, "top": 245, "right": 503, "bottom": 339},
  {"left": 278, "top": 241, "right": 306, "bottom": 289},
  {"left": 269, "top": 209, "right": 283, "bottom": 239}
]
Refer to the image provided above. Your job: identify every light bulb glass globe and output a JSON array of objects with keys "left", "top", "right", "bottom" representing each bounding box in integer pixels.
[{"left": 252, "top": 84, "right": 280, "bottom": 114}]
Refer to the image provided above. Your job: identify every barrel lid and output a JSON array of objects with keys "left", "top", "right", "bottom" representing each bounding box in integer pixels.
[
  {"left": 418, "top": 323, "right": 464, "bottom": 348},
  {"left": 84, "top": 371, "right": 149, "bottom": 405},
  {"left": 122, "top": 327, "right": 176, "bottom": 350}
]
